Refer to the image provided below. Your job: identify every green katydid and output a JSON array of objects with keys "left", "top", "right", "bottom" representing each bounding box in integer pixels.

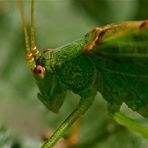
[{"left": 18, "top": 0, "right": 148, "bottom": 147}]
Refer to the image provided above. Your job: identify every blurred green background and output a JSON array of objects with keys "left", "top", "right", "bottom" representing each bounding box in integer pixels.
[{"left": 0, "top": 0, "right": 148, "bottom": 147}]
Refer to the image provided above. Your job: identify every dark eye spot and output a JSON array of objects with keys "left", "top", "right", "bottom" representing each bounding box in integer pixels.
[
  {"left": 38, "top": 70, "right": 42, "bottom": 73},
  {"left": 34, "top": 65, "right": 45, "bottom": 75}
]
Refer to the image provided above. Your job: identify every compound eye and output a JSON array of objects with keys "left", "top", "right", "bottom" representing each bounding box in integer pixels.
[{"left": 34, "top": 65, "right": 45, "bottom": 79}]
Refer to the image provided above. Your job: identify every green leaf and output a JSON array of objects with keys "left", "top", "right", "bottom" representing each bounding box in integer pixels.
[{"left": 112, "top": 112, "right": 148, "bottom": 138}]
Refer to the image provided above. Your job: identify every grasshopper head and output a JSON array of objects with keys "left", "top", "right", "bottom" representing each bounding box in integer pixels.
[
  {"left": 19, "top": 0, "right": 66, "bottom": 112},
  {"left": 29, "top": 49, "right": 66, "bottom": 113}
]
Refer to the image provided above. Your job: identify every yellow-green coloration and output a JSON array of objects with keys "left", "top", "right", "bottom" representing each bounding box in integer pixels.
[
  {"left": 18, "top": 0, "right": 148, "bottom": 147},
  {"left": 36, "top": 30, "right": 98, "bottom": 113},
  {"left": 55, "top": 55, "right": 96, "bottom": 95}
]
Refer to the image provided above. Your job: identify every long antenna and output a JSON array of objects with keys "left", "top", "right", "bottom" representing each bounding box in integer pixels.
[
  {"left": 31, "top": 0, "right": 41, "bottom": 60},
  {"left": 18, "top": 0, "right": 31, "bottom": 53},
  {"left": 31, "top": 0, "right": 35, "bottom": 49},
  {"left": 18, "top": 0, "right": 36, "bottom": 70}
]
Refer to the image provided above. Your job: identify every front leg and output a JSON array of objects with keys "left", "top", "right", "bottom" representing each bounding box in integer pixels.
[{"left": 41, "top": 93, "right": 96, "bottom": 148}]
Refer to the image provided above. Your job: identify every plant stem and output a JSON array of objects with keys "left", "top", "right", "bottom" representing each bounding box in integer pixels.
[
  {"left": 112, "top": 112, "right": 148, "bottom": 138},
  {"left": 41, "top": 96, "right": 95, "bottom": 148}
]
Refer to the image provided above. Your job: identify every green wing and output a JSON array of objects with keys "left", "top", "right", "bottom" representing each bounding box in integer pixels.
[{"left": 91, "top": 21, "right": 148, "bottom": 118}]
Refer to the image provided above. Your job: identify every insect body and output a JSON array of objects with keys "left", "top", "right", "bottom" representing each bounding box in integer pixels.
[
  {"left": 37, "top": 22, "right": 148, "bottom": 116},
  {"left": 92, "top": 22, "right": 148, "bottom": 116},
  {"left": 37, "top": 32, "right": 98, "bottom": 112},
  {"left": 18, "top": 0, "right": 148, "bottom": 147}
]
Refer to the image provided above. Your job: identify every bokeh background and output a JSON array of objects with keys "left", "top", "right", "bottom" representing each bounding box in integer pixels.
[{"left": 0, "top": 0, "right": 148, "bottom": 147}]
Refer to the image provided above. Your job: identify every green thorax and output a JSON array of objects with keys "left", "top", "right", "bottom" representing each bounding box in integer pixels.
[
  {"left": 41, "top": 30, "right": 98, "bottom": 95},
  {"left": 34, "top": 30, "right": 98, "bottom": 112},
  {"left": 42, "top": 52, "right": 97, "bottom": 97}
]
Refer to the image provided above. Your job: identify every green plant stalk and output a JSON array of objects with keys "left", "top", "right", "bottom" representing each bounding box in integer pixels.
[
  {"left": 112, "top": 112, "right": 148, "bottom": 138},
  {"left": 41, "top": 96, "right": 95, "bottom": 148}
]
